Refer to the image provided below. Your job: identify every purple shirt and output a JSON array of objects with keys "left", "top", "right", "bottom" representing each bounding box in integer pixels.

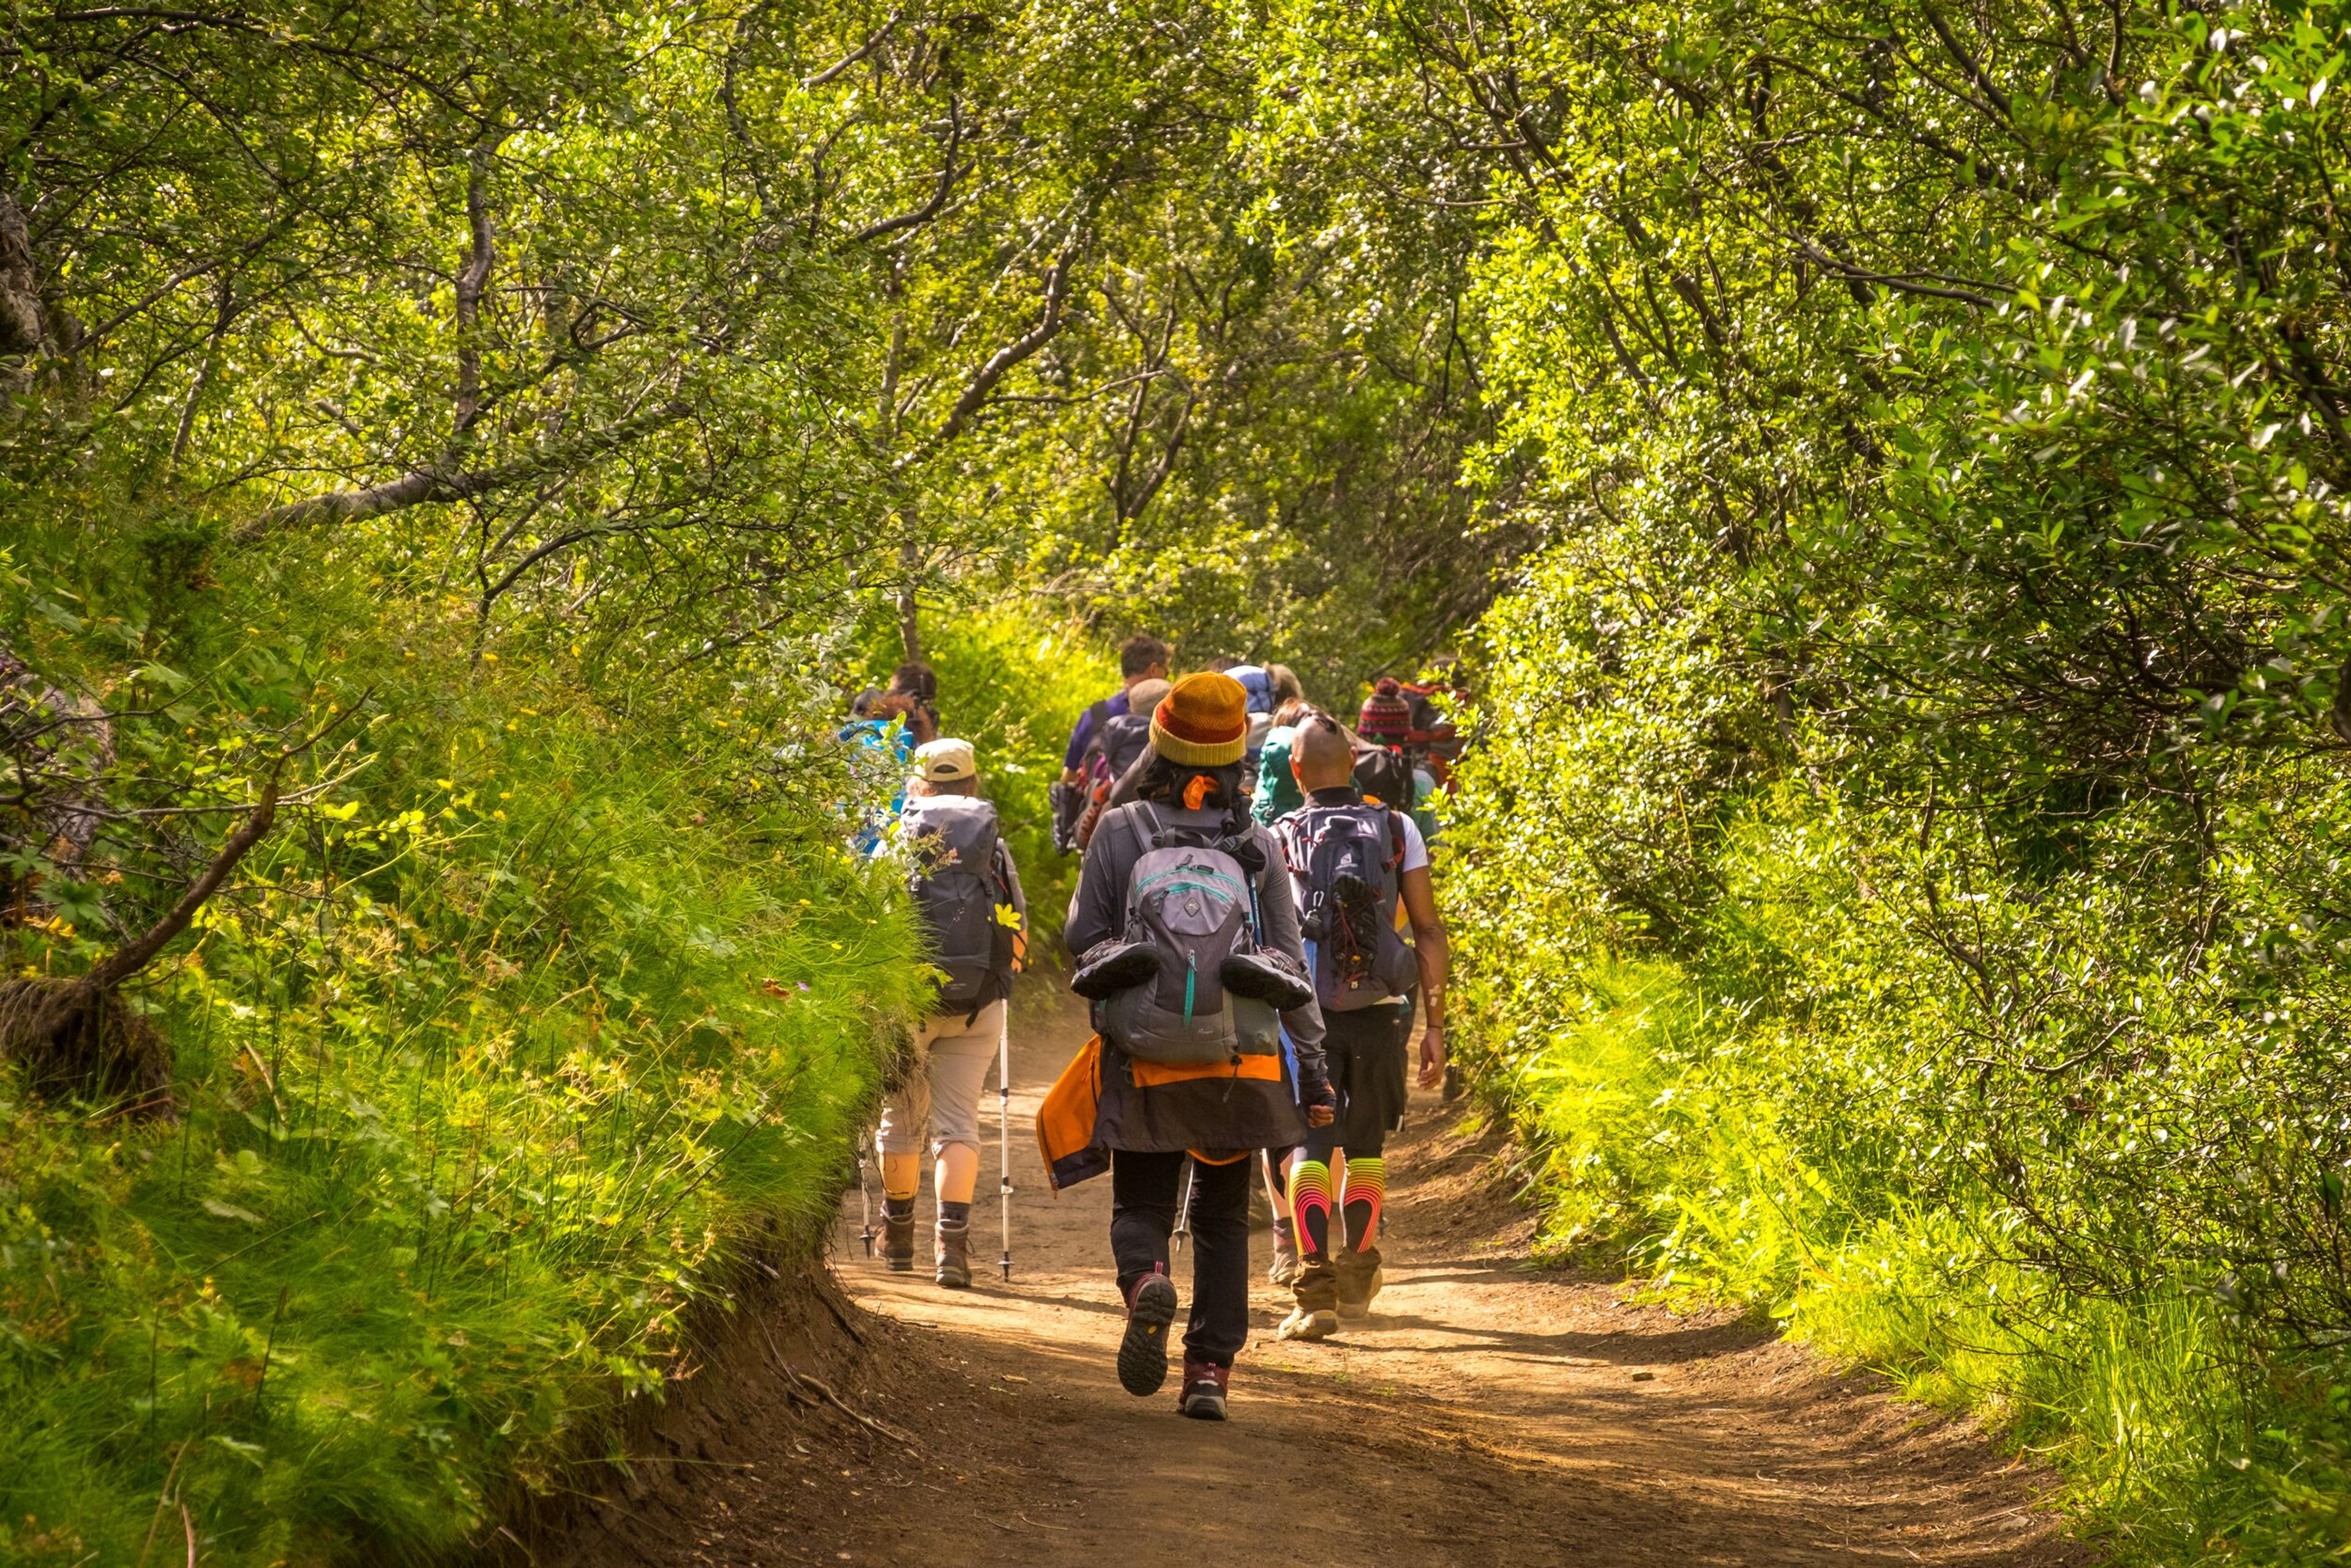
[{"left": 1063, "top": 689, "right": 1131, "bottom": 770}]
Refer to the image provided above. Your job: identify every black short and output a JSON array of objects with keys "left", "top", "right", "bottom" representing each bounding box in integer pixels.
[{"left": 1301, "top": 1000, "right": 1414, "bottom": 1160}]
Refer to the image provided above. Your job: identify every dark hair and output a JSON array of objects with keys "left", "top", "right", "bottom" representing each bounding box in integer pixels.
[
  {"left": 849, "top": 686, "right": 885, "bottom": 718},
  {"left": 1134, "top": 755, "right": 1250, "bottom": 835},
  {"left": 1201, "top": 655, "right": 1239, "bottom": 673},
  {"left": 1119, "top": 634, "right": 1171, "bottom": 679},
  {"left": 889, "top": 660, "right": 937, "bottom": 702}
]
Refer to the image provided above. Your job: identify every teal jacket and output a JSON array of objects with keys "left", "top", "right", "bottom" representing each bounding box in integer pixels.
[{"left": 1251, "top": 725, "right": 1303, "bottom": 825}]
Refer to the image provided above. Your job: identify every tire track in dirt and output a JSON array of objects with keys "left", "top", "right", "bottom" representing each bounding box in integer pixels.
[{"left": 543, "top": 994, "right": 2087, "bottom": 1568}]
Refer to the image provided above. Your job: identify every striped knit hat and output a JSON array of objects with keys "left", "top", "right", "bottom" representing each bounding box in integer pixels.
[
  {"left": 1150, "top": 672, "right": 1250, "bottom": 767},
  {"left": 1358, "top": 678, "right": 1414, "bottom": 745}
]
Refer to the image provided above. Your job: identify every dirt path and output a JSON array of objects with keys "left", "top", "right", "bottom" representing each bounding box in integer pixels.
[{"left": 547, "top": 996, "right": 2087, "bottom": 1568}]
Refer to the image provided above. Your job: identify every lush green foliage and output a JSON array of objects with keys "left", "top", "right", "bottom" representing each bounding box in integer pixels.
[
  {"left": 1408, "top": 0, "right": 2351, "bottom": 1555},
  {"left": 36, "top": 0, "right": 2351, "bottom": 1558},
  {"left": 1, "top": 530, "right": 923, "bottom": 1562}
]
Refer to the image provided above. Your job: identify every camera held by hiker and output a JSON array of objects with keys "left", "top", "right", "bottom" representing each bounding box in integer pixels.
[{"left": 876, "top": 738, "right": 1027, "bottom": 1288}]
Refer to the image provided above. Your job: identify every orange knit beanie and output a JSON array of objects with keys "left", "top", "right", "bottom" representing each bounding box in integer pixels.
[{"left": 1150, "top": 672, "right": 1250, "bottom": 767}]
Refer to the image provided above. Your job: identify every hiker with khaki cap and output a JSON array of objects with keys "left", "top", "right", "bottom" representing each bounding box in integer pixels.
[{"left": 875, "top": 737, "right": 1027, "bottom": 1287}]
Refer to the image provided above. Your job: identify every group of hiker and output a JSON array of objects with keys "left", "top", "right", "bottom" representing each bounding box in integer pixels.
[{"left": 852, "top": 633, "right": 1460, "bottom": 1423}]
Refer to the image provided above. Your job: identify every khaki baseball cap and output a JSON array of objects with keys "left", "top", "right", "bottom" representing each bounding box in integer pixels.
[{"left": 911, "top": 737, "right": 977, "bottom": 784}]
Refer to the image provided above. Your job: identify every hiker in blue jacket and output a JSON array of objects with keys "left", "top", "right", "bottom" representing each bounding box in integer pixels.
[{"left": 1052, "top": 634, "right": 1170, "bottom": 852}]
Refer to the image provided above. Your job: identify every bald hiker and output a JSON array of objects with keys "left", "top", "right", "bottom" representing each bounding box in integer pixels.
[{"left": 1272, "top": 712, "right": 1450, "bottom": 1339}]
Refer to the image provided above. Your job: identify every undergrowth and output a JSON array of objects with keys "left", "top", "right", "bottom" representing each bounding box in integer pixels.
[
  {"left": 1449, "top": 756, "right": 2351, "bottom": 1561},
  {"left": 0, "top": 541, "right": 926, "bottom": 1564}
]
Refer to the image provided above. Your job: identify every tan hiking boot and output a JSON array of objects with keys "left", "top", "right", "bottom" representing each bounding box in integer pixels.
[
  {"left": 1277, "top": 1304, "right": 1337, "bottom": 1341},
  {"left": 1278, "top": 1259, "right": 1338, "bottom": 1341},
  {"left": 935, "top": 1219, "right": 973, "bottom": 1288},
  {"left": 1333, "top": 1246, "right": 1384, "bottom": 1320}
]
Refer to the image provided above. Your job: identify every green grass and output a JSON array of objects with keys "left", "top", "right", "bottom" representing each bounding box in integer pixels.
[
  {"left": 0, "top": 644, "right": 924, "bottom": 1564},
  {"left": 1461, "top": 947, "right": 2351, "bottom": 1562}
]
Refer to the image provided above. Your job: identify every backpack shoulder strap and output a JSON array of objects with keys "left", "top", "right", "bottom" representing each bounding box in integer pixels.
[
  {"left": 1123, "top": 801, "right": 1161, "bottom": 868},
  {"left": 1273, "top": 811, "right": 1305, "bottom": 875},
  {"left": 1384, "top": 805, "right": 1407, "bottom": 871}
]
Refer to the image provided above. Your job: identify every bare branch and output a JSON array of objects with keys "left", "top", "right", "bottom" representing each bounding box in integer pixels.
[
  {"left": 454, "top": 141, "right": 497, "bottom": 433},
  {"left": 845, "top": 98, "right": 963, "bottom": 246},
  {"left": 84, "top": 762, "right": 279, "bottom": 991},
  {"left": 802, "top": 7, "right": 903, "bottom": 88},
  {"left": 1916, "top": 4, "right": 2014, "bottom": 122}
]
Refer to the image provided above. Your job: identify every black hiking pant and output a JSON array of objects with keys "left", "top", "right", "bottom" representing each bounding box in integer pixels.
[
  {"left": 1297, "top": 998, "right": 1415, "bottom": 1163},
  {"left": 1110, "top": 1148, "right": 1251, "bottom": 1368}
]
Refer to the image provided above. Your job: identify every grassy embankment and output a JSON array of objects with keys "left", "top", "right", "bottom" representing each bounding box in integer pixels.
[
  {"left": 0, "top": 544, "right": 1117, "bottom": 1566},
  {"left": 0, "top": 555, "right": 936, "bottom": 1562},
  {"left": 1444, "top": 609, "right": 2351, "bottom": 1564}
]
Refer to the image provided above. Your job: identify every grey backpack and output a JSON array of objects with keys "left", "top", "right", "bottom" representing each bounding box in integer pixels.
[
  {"left": 1100, "top": 806, "right": 1283, "bottom": 1065},
  {"left": 1278, "top": 801, "right": 1419, "bottom": 1011},
  {"left": 900, "top": 796, "right": 1011, "bottom": 1015}
]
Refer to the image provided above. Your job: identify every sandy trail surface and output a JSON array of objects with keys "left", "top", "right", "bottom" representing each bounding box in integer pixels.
[{"left": 546, "top": 994, "right": 2086, "bottom": 1568}]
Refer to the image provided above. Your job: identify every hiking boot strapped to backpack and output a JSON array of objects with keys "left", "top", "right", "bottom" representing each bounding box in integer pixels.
[{"left": 1070, "top": 805, "right": 1310, "bottom": 1064}]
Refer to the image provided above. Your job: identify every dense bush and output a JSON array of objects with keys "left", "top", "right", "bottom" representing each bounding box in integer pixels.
[{"left": 1408, "top": 0, "right": 2351, "bottom": 1556}]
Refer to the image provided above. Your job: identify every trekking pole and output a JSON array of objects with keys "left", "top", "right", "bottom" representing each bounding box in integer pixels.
[
  {"left": 1172, "top": 1155, "right": 1195, "bottom": 1255},
  {"left": 997, "top": 1004, "right": 1014, "bottom": 1283},
  {"left": 855, "top": 1123, "right": 878, "bottom": 1259}
]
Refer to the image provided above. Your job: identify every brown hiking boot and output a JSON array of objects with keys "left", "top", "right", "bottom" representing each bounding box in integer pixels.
[
  {"left": 1278, "top": 1258, "right": 1338, "bottom": 1341},
  {"left": 1333, "top": 1246, "right": 1384, "bottom": 1320},
  {"left": 877, "top": 1209, "right": 915, "bottom": 1272},
  {"left": 935, "top": 1218, "right": 972, "bottom": 1288}
]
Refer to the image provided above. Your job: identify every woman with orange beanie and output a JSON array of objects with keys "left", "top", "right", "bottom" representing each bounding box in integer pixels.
[{"left": 1063, "top": 670, "right": 1334, "bottom": 1420}]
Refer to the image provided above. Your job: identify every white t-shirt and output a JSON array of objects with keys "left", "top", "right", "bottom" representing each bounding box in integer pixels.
[{"left": 1396, "top": 809, "right": 1429, "bottom": 875}]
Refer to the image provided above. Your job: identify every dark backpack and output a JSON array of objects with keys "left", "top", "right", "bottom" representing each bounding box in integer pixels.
[
  {"left": 901, "top": 796, "right": 1014, "bottom": 1014},
  {"left": 1052, "top": 699, "right": 1116, "bottom": 853},
  {"left": 1278, "top": 801, "right": 1419, "bottom": 1012},
  {"left": 1093, "top": 710, "right": 1153, "bottom": 783},
  {"left": 1351, "top": 739, "right": 1414, "bottom": 813}
]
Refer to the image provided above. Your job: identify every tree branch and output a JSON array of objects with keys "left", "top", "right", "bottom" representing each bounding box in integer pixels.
[
  {"left": 234, "top": 400, "right": 691, "bottom": 541},
  {"left": 931, "top": 249, "right": 1074, "bottom": 448},
  {"left": 1917, "top": 4, "right": 2014, "bottom": 123},
  {"left": 845, "top": 97, "right": 962, "bottom": 246},
  {"left": 802, "top": 7, "right": 903, "bottom": 88},
  {"left": 84, "top": 763, "right": 279, "bottom": 992},
  {"left": 454, "top": 142, "right": 497, "bottom": 434}
]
